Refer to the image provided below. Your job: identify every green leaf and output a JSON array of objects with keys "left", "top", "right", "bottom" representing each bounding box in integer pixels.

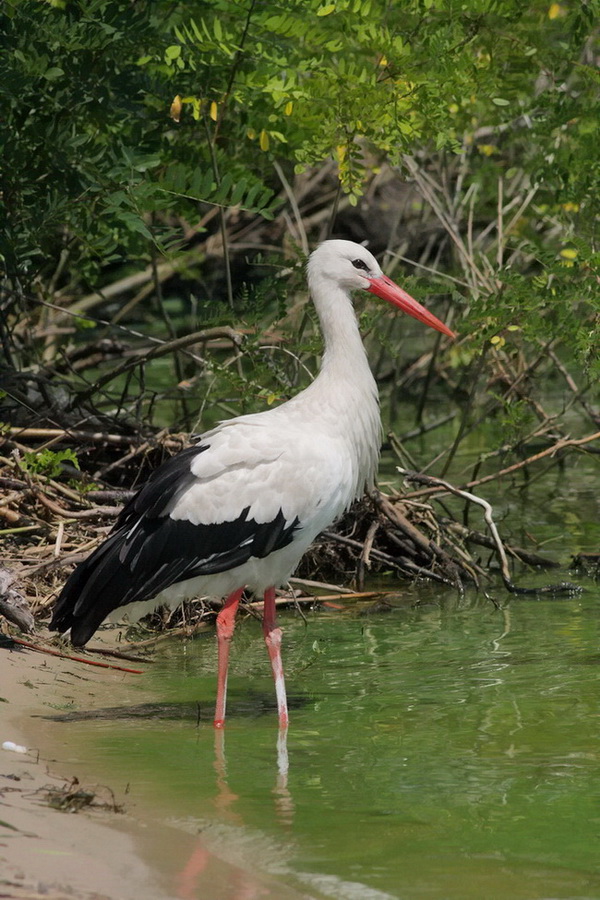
[
  {"left": 200, "top": 168, "right": 215, "bottom": 196},
  {"left": 230, "top": 177, "right": 248, "bottom": 206},
  {"left": 115, "top": 210, "right": 153, "bottom": 239},
  {"left": 43, "top": 67, "right": 64, "bottom": 80},
  {"left": 214, "top": 171, "right": 234, "bottom": 203},
  {"left": 21, "top": 448, "right": 80, "bottom": 479}
]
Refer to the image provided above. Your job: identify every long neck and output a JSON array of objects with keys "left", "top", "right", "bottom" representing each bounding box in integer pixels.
[
  {"left": 296, "top": 280, "right": 382, "bottom": 496},
  {"left": 317, "top": 283, "right": 373, "bottom": 383}
]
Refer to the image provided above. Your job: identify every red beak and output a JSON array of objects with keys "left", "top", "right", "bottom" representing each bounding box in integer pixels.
[{"left": 367, "top": 274, "right": 456, "bottom": 339}]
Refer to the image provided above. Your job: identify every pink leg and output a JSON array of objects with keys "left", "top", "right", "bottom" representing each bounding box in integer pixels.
[
  {"left": 214, "top": 588, "right": 244, "bottom": 728},
  {"left": 262, "top": 586, "right": 289, "bottom": 729}
]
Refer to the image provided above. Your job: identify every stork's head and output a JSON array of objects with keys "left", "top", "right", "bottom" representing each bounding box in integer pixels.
[{"left": 308, "top": 239, "right": 455, "bottom": 339}]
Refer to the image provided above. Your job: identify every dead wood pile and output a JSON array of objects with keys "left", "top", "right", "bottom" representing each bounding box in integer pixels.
[{"left": 0, "top": 424, "right": 582, "bottom": 652}]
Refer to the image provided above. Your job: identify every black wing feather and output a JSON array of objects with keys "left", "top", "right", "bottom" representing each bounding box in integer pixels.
[
  {"left": 50, "top": 443, "right": 300, "bottom": 646},
  {"left": 114, "top": 444, "right": 207, "bottom": 527}
]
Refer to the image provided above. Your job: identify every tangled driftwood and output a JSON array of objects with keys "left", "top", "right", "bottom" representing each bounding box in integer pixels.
[{"left": 0, "top": 416, "right": 587, "bottom": 652}]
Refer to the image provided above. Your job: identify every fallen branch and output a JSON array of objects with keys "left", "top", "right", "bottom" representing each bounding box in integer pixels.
[
  {"left": 2, "top": 427, "right": 149, "bottom": 447},
  {"left": 7, "top": 636, "right": 144, "bottom": 673},
  {"left": 398, "top": 468, "right": 581, "bottom": 596},
  {"left": 442, "top": 518, "right": 560, "bottom": 569},
  {"left": 403, "top": 430, "right": 600, "bottom": 499},
  {"left": 375, "top": 492, "right": 464, "bottom": 584},
  {"left": 33, "top": 489, "right": 118, "bottom": 520},
  {"left": 321, "top": 529, "right": 456, "bottom": 586},
  {"left": 76, "top": 326, "right": 243, "bottom": 402}
]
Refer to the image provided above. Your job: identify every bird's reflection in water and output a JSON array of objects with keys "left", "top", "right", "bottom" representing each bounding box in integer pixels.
[
  {"left": 175, "top": 726, "right": 294, "bottom": 900},
  {"left": 274, "top": 727, "right": 293, "bottom": 828},
  {"left": 211, "top": 728, "right": 242, "bottom": 824}
]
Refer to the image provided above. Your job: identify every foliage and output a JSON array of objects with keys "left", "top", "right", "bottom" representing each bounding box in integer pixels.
[
  {"left": 21, "top": 447, "right": 79, "bottom": 479},
  {"left": 2, "top": 1, "right": 598, "bottom": 271},
  {"left": 0, "top": 0, "right": 598, "bottom": 461}
]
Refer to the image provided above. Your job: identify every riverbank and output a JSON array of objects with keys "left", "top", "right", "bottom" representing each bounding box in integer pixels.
[
  {"left": 0, "top": 636, "right": 315, "bottom": 900},
  {"left": 0, "top": 641, "right": 168, "bottom": 900}
]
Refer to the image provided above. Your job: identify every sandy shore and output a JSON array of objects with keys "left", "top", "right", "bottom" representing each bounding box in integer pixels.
[
  {"left": 0, "top": 640, "right": 172, "bottom": 900},
  {"left": 1, "top": 638, "right": 315, "bottom": 900}
]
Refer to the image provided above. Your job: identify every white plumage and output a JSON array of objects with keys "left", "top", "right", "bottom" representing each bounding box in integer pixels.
[{"left": 51, "top": 239, "right": 454, "bottom": 728}]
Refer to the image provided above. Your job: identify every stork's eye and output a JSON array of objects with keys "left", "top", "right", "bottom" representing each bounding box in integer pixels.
[{"left": 352, "top": 258, "right": 369, "bottom": 272}]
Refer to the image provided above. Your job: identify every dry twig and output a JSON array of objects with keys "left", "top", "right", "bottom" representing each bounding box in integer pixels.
[{"left": 397, "top": 468, "right": 581, "bottom": 596}]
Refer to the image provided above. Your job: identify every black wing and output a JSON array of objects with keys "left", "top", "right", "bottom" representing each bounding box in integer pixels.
[{"left": 50, "top": 444, "right": 299, "bottom": 646}]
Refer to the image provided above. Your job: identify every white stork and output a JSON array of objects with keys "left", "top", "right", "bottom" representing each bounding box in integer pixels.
[{"left": 50, "top": 240, "right": 454, "bottom": 728}]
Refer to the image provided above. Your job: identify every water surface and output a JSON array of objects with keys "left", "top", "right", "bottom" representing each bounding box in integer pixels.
[{"left": 45, "top": 582, "right": 600, "bottom": 899}]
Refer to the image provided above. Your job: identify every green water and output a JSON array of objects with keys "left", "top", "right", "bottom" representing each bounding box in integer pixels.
[
  {"left": 45, "top": 582, "right": 600, "bottom": 900},
  {"left": 39, "top": 391, "right": 600, "bottom": 898},
  {"left": 45, "top": 298, "right": 600, "bottom": 896}
]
